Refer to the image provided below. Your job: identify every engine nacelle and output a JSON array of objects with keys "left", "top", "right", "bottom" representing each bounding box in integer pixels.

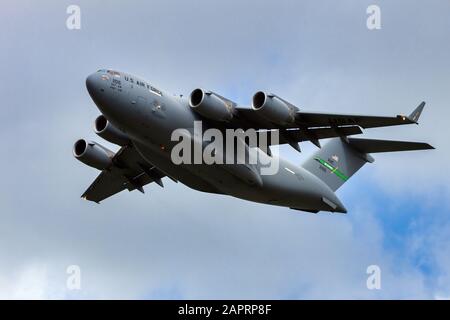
[
  {"left": 73, "top": 139, "right": 114, "bottom": 170},
  {"left": 189, "top": 88, "right": 234, "bottom": 122},
  {"left": 94, "top": 115, "right": 130, "bottom": 146},
  {"left": 252, "top": 91, "right": 297, "bottom": 125}
]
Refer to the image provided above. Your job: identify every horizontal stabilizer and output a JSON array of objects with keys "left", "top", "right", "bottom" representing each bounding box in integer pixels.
[{"left": 347, "top": 138, "right": 434, "bottom": 154}]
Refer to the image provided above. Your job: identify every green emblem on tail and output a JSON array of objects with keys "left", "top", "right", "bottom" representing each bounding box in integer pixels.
[{"left": 314, "top": 157, "right": 349, "bottom": 181}]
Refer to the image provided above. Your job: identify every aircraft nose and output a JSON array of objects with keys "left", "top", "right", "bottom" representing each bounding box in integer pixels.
[
  {"left": 86, "top": 72, "right": 110, "bottom": 110},
  {"left": 85, "top": 70, "right": 122, "bottom": 120},
  {"left": 86, "top": 73, "right": 101, "bottom": 98}
]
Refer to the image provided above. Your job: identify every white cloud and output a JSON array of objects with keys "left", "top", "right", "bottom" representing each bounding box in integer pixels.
[
  {"left": 0, "top": 0, "right": 449, "bottom": 299},
  {"left": 0, "top": 264, "right": 48, "bottom": 299}
]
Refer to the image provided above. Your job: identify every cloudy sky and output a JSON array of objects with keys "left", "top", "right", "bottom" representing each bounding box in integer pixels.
[{"left": 0, "top": 0, "right": 449, "bottom": 299}]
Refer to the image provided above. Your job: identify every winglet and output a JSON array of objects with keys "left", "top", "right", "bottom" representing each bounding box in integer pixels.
[{"left": 408, "top": 101, "right": 425, "bottom": 124}]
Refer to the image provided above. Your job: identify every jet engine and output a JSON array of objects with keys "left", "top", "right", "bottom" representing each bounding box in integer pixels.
[
  {"left": 94, "top": 115, "right": 130, "bottom": 146},
  {"left": 252, "top": 91, "right": 298, "bottom": 125},
  {"left": 189, "top": 88, "right": 234, "bottom": 122},
  {"left": 73, "top": 139, "right": 114, "bottom": 170}
]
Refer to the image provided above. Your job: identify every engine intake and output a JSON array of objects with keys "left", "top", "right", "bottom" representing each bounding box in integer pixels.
[
  {"left": 73, "top": 139, "right": 114, "bottom": 170},
  {"left": 252, "top": 91, "right": 297, "bottom": 125},
  {"left": 94, "top": 115, "right": 130, "bottom": 146},
  {"left": 189, "top": 88, "right": 234, "bottom": 122}
]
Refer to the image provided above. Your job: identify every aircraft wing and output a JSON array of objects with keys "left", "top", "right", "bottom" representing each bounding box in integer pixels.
[
  {"left": 295, "top": 102, "right": 424, "bottom": 128},
  {"left": 228, "top": 102, "right": 425, "bottom": 150},
  {"left": 235, "top": 102, "right": 425, "bottom": 130},
  {"left": 81, "top": 145, "right": 166, "bottom": 203}
]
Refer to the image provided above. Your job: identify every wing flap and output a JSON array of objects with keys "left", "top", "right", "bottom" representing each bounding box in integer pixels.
[
  {"left": 81, "top": 145, "right": 165, "bottom": 203},
  {"left": 81, "top": 169, "right": 128, "bottom": 203},
  {"left": 252, "top": 126, "right": 362, "bottom": 146}
]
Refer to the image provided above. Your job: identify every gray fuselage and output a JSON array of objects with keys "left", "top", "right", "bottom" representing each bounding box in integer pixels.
[{"left": 85, "top": 70, "right": 346, "bottom": 212}]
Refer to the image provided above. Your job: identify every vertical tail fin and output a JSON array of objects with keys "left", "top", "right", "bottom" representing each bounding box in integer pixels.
[
  {"left": 302, "top": 137, "right": 433, "bottom": 191},
  {"left": 302, "top": 138, "right": 370, "bottom": 191}
]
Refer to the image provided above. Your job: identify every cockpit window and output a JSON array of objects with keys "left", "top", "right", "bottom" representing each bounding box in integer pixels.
[
  {"left": 96, "top": 70, "right": 120, "bottom": 78},
  {"left": 107, "top": 70, "right": 121, "bottom": 78}
]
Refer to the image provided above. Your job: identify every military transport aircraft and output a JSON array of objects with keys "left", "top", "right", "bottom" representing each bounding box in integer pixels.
[{"left": 73, "top": 69, "right": 433, "bottom": 213}]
